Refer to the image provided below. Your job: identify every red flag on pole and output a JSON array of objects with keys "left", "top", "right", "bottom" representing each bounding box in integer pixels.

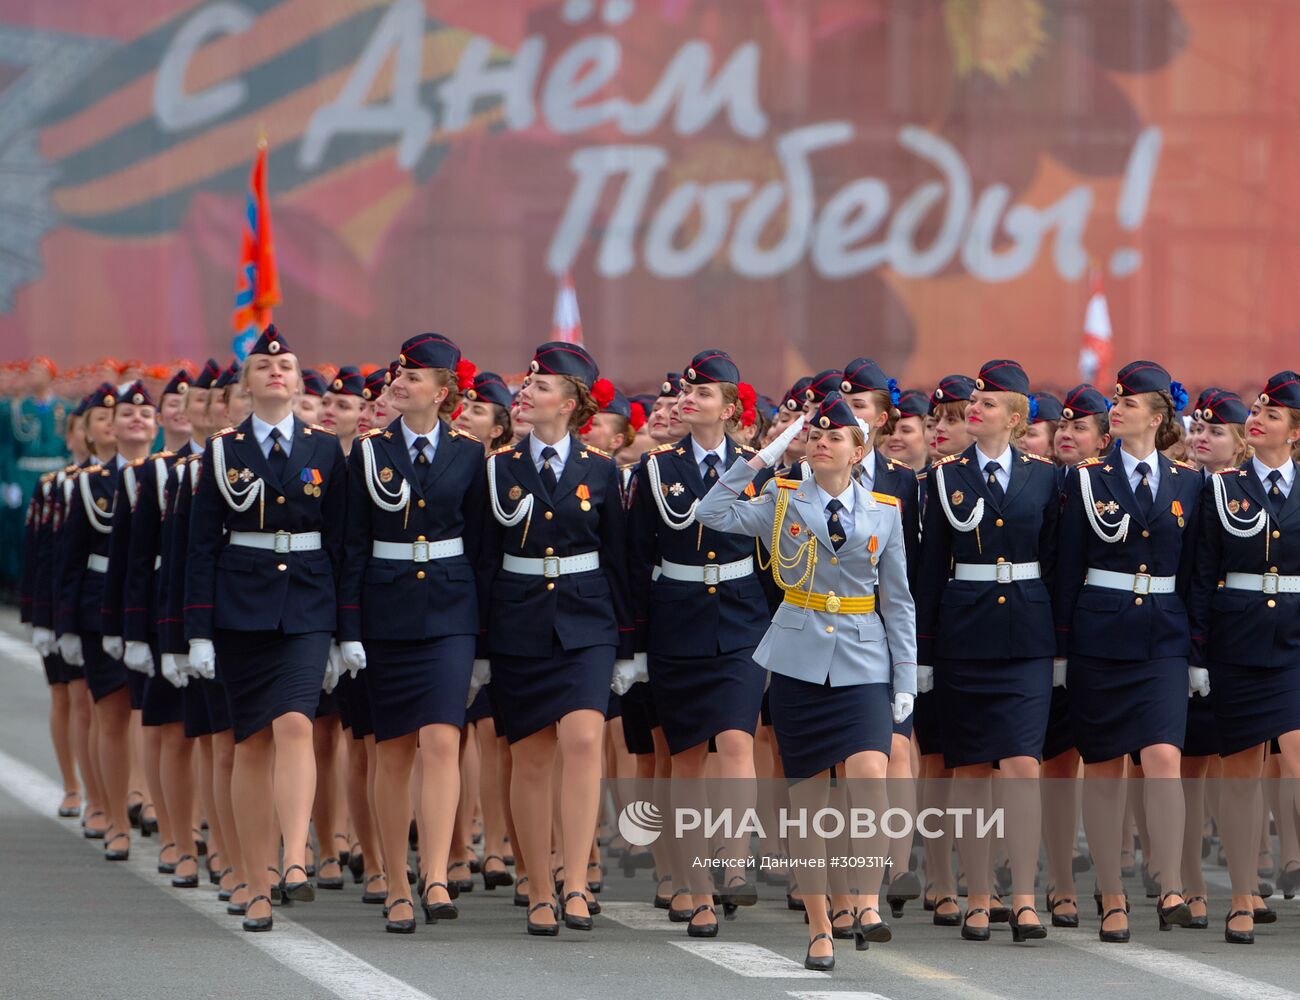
[
  {"left": 231, "top": 139, "right": 281, "bottom": 359},
  {"left": 1078, "top": 270, "right": 1113, "bottom": 384},
  {"left": 551, "top": 270, "right": 583, "bottom": 345}
]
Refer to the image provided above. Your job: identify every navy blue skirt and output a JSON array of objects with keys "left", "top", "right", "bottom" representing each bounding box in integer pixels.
[
  {"left": 202, "top": 677, "right": 232, "bottom": 734},
  {"left": 617, "top": 681, "right": 657, "bottom": 755},
  {"left": 142, "top": 675, "right": 185, "bottom": 727},
  {"left": 1068, "top": 654, "right": 1188, "bottom": 764},
  {"left": 316, "top": 687, "right": 340, "bottom": 719},
  {"left": 768, "top": 674, "right": 892, "bottom": 781},
  {"left": 465, "top": 685, "right": 493, "bottom": 724},
  {"left": 1183, "top": 691, "right": 1220, "bottom": 758},
  {"left": 335, "top": 671, "right": 373, "bottom": 739},
  {"left": 82, "top": 632, "right": 127, "bottom": 703},
  {"left": 1210, "top": 659, "right": 1300, "bottom": 757},
  {"left": 213, "top": 629, "right": 330, "bottom": 743},
  {"left": 42, "top": 653, "right": 81, "bottom": 686},
  {"left": 1042, "top": 686, "right": 1076, "bottom": 761},
  {"left": 938, "top": 657, "right": 1052, "bottom": 767},
  {"left": 912, "top": 690, "right": 943, "bottom": 757},
  {"left": 182, "top": 682, "right": 214, "bottom": 739},
  {"left": 365, "top": 635, "right": 476, "bottom": 742},
  {"left": 491, "top": 641, "right": 615, "bottom": 744},
  {"left": 125, "top": 668, "right": 147, "bottom": 710},
  {"left": 649, "top": 648, "right": 764, "bottom": 754},
  {"left": 605, "top": 690, "right": 623, "bottom": 721}
]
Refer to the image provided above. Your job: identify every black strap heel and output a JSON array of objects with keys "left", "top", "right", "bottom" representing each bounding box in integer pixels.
[
  {"left": 527, "top": 900, "right": 560, "bottom": 937},
  {"left": 854, "top": 905, "right": 892, "bottom": 951},
  {"left": 961, "top": 906, "right": 990, "bottom": 941},
  {"left": 422, "top": 880, "right": 459, "bottom": 923},
  {"left": 686, "top": 903, "right": 718, "bottom": 938},
  {"left": 171, "top": 853, "right": 200, "bottom": 888},
  {"left": 563, "top": 890, "right": 594, "bottom": 931},
  {"left": 1009, "top": 904, "right": 1047, "bottom": 942},
  {"left": 385, "top": 898, "right": 416, "bottom": 934},
  {"left": 242, "top": 894, "right": 273, "bottom": 932},
  {"left": 1099, "top": 906, "right": 1130, "bottom": 943},
  {"left": 804, "top": 932, "right": 835, "bottom": 971},
  {"left": 1157, "top": 891, "right": 1191, "bottom": 930},
  {"left": 1224, "top": 908, "right": 1255, "bottom": 945}
]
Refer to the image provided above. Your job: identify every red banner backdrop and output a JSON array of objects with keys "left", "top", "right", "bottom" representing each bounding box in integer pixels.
[{"left": 0, "top": 1, "right": 1294, "bottom": 394}]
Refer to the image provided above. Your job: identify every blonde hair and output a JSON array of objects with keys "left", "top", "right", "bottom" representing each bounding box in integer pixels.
[
  {"left": 718, "top": 382, "right": 745, "bottom": 436},
  {"left": 429, "top": 367, "right": 462, "bottom": 420},
  {"left": 561, "top": 376, "right": 599, "bottom": 432},
  {"left": 865, "top": 389, "right": 899, "bottom": 437}
]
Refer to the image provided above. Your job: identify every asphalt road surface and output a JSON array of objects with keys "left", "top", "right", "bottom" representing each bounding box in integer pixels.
[{"left": 1, "top": 612, "right": 1297, "bottom": 1000}]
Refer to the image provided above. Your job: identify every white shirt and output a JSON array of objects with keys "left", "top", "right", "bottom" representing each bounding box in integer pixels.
[
  {"left": 974, "top": 444, "right": 1012, "bottom": 491},
  {"left": 530, "top": 433, "right": 571, "bottom": 478},
  {"left": 401, "top": 419, "right": 441, "bottom": 465},
  {"left": 188, "top": 439, "right": 204, "bottom": 457},
  {"left": 858, "top": 449, "right": 878, "bottom": 491},
  {"left": 1121, "top": 447, "right": 1161, "bottom": 495},
  {"left": 113, "top": 453, "right": 128, "bottom": 472},
  {"left": 252, "top": 413, "right": 295, "bottom": 459},
  {"left": 815, "top": 480, "right": 855, "bottom": 541},
  {"left": 1253, "top": 456, "right": 1295, "bottom": 499},
  {"left": 691, "top": 437, "right": 727, "bottom": 480}
]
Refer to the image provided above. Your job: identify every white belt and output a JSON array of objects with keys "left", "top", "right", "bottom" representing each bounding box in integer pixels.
[
  {"left": 228, "top": 530, "right": 322, "bottom": 554},
  {"left": 86, "top": 553, "right": 108, "bottom": 573},
  {"left": 953, "top": 561, "right": 1040, "bottom": 584},
  {"left": 503, "top": 551, "right": 600, "bottom": 578},
  {"left": 1224, "top": 572, "right": 1300, "bottom": 595},
  {"left": 372, "top": 538, "right": 464, "bottom": 563},
  {"left": 658, "top": 556, "right": 753, "bottom": 585},
  {"left": 1086, "top": 568, "right": 1176, "bottom": 595}
]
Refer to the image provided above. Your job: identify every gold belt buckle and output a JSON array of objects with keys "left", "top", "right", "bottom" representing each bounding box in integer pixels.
[{"left": 824, "top": 592, "right": 842, "bottom": 613}]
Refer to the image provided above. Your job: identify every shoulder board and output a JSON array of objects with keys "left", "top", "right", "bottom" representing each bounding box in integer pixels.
[
  {"left": 619, "top": 461, "right": 638, "bottom": 472},
  {"left": 147, "top": 450, "right": 173, "bottom": 461},
  {"left": 489, "top": 445, "right": 514, "bottom": 458},
  {"left": 649, "top": 443, "right": 675, "bottom": 455},
  {"left": 213, "top": 426, "right": 236, "bottom": 437},
  {"left": 1022, "top": 452, "right": 1053, "bottom": 464},
  {"left": 449, "top": 427, "right": 479, "bottom": 443},
  {"left": 1215, "top": 467, "right": 1240, "bottom": 476},
  {"left": 359, "top": 427, "right": 384, "bottom": 439},
  {"left": 775, "top": 478, "right": 799, "bottom": 490},
  {"left": 129, "top": 456, "right": 147, "bottom": 467},
  {"left": 63, "top": 463, "right": 79, "bottom": 474},
  {"left": 584, "top": 445, "right": 612, "bottom": 459},
  {"left": 40, "top": 471, "right": 56, "bottom": 484},
  {"left": 871, "top": 491, "right": 900, "bottom": 507},
  {"left": 1076, "top": 457, "right": 1103, "bottom": 468},
  {"left": 1173, "top": 459, "right": 1197, "bottom": 471},
  {"left": 100, "top": 467, "right": 112, "bottom": 477},
  {"left": 933, "top": 454, "right": 961, "bottom": 467},
  {"left": 310, "top": 423, "right": 336, "bottom": 435},
  {"left": 915, "top": 470, "right": 928, "bottom": 480},
  {"left": 738, "top": 445, "right": 758, "bottom": 455}
]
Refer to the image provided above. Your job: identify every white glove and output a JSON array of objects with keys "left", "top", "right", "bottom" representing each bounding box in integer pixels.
[
  {"left": 322, "top": 642, "right": 342, "bottom": 694},
  {"left": 160, "top": 653, "right": 188, "bottom": 688},
  {"left": 187, "top": 638, "right": 216, "bottom": 680},
  {"left": 611, "top": 653, "right": 648, "bottom": 696},
  {"left": 892, "top": 692, "right": 914, "bottom": 724},
  {"left": 757, "top": 414, "right": 806, "bottom": 468},
  {"left": 1052, "top": 658, "right": 1068, "bottom": 688},
  {"left": 31, "top": 627, "right": 55, "bottom": 657},
  {"left": 102, "top": 635, "right": 124, "bottom": 660},
  {"left": 124, "top": 640, "right": 155, "bottom": 677},
  {"left": 58, "top": 633, "right": 84, "bottom": 666},
  {"left": 1188, "top": 666, "right": 1210, "bottom": 698},
  {"left": 340, "top": 641, "right": 367, "bottom": 678},
  {"left": 466, "top": 659, "right": 492, "bottom": 708},
  {"left": 916, "top": 665, "right": 934, "bottom": 694}
]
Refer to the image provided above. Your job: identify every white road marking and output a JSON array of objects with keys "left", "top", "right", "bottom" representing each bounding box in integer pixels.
[
  {"left": 788, "top": 992, "right": 895, "bottom": 1000},
  {"left": 0, "top": 746, "right": 437, "bottom": 1000},
  {"left": 0, "top": 632, "right": 42, "bottom": 673},
  {"left": 1059, "top": 937, "right": 1300, "bottom": 1000},
  {"left": 597, "top": 900, "right": 682, "bottom": 931},
  {"left": 671, "top": 941, "right": 829, "bottom": 978}
]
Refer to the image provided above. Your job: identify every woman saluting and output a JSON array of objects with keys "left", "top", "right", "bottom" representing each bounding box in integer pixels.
[
  {"left": 696, "top": 392, "right": 916, "bottom": 972},
  {"left": 184, "top": 326, "right": 348, "bottom": 932}
]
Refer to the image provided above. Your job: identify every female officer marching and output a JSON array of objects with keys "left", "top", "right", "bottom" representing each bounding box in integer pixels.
[
  {"left": 627, "top": 350, "right": 770, "bottom": 938},
  {"left": 916, "top": 360, "right": 1059, "bottom": 944},
  {"left": 1189, "top": 371, "right": 1300, "bottom": 944},
  {"left": 184, "top": 325, "right": 348, "bottom": 932},
  {"left": 338, "top": 333, "right": 487, "bottom": 934},
  {"left": 1055, "top": 361, "right": 1200, "bottom": 943},
  {"left": 480, "top": 342, "right": 635, "bottom": 937},
  {"left": 697, "top": 392, "right": 916, "bottom": 971}
]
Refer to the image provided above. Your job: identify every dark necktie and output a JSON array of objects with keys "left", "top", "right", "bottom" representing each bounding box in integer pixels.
[
  {"left": 984, "top": 460, "right": 1005, "bottom": 504},
  {"left": 825, "top": 498, "right": 845, "bottom": 550},
  {"left": 703, "top": 453, "right": 720, "bottom": 481},
  {"left": 1134, "top": 461, "right": 1154, "bottom": 518},
  {"left": 539, "top": 446, "right": 559, "bottom": 497},
  {"left": 412, "top": 436, "right": 432, "bottom": 489},
  {"left": 267, "top": 427, "right": 288, "bottom": 482},
  {"left": 1267, "top": 469, "right": 1285, "bottom": 516}
]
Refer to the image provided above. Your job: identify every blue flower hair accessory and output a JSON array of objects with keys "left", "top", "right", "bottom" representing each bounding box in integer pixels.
[
  {"left": 1170, "top": 381, "right": 1189, "bottom": 413},
  {"left": 1028, "top": 395, "right": 1040, "bottom": 421},
  {"left": 887, "top": 377, "right": 901, "bottom": 407}
]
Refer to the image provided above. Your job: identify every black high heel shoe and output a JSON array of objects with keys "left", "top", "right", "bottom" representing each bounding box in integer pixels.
[
  {"left": 720, "top": 875, "right": 757, "bottom": 920},
  {"left": 961, "top": 907, "right": 990, "bottom": 942},
  {"left": 886, "top": 869, "right": 922, "bottom": 918},
  {"left": 1277, "top": 862, "right": 1300, "bottom": 899},
  {"left": 216, "top": 868, "right": 237, "bottom": 901},
  {"left": 267, "top": 867, "right": 282, "bottom": 903},
  {"left": 989, "top": 895, "right": 1011, "bottom": 923},
  {"left": 527, "top": 900, "right": 560, "bottom": 937},
  {"left": 225, "top": 884, "right": 249, "bottom": 916},
  {"left": 157, "top": 842, "right": 178, "bottom": 874},
  {"left": 483, "top": 854, "right": 514, "bottom": 890},
  {"left": 686, "top": 903, "right": 718, "bottom": 938},
  {"left": 58, "top": 792, "right": 81, "bottom": 819},
  {"left": 242, "top": 895, "right": 273, "bottom": 932},
  {"left": 347, "top": 848, "right": 365, "bottom": 884},
  {"left": 82, "top": 810, "right": 108, "bottom": 839},
  {"left": 668, "top": 888, "right": 694, "bottom": 923},
  {"left": 653, "top": 875, "right": 673, "bottom": 909},
  {"left": 923, "top": 881, "right": 936, "bottom": 911},
  {"left": 361, "top": 873, "right": 387, "bottom": 904},
  {"left": 853, "top": 906, "right": 892, "bottom": 951},
  {"left": 1046, "top": 891, "right": 1079, "bottom": 928},
  {"left": 171, "top": 854, "right": 200, "bottom": 889},
  {"left": 1098, "top": 907, "right": 1130, "bottom": 943},
  {"left": 448, "top": 861, "right": 474, "bottom": 894},
  {"left": 1009, "top": 905, "right": 1047, "bottom": 943},
  {"left": 932, "top": 896, "right": 961, "bottom": 927},
  {"left": 127, "top": 795, "right": 144, "bottom": 830},
  {"left": 104, "top": 831, "right": 130, "bottom": 862},
  {"left": 830, "top": 908, "right": 856, "bottom": 940},
  {"left": 1253, "top": 902, "right": 1277, "bottom": 924},
  {"left": 563, "top": 891, "right": 594, "bottom": 931},
  {"left": 804, "top": 932, "right": 835, "bottom": 972},
  {"left": 316, "top": 857, "right": 345, "bottom": 890},
  {"left": 514, "top": 875, "right": 531, "bottom": 907},
  {"left": 422, "top": 881, "right": 459, "bottom": 923},
  {"left": 1186, "top": 895, "right": 1208, "bottom": 929},
  {"left": 1224, "top": 909, "right": 1255, "bottom": 945},
  {"left": 385, "top": 898, "right": 416, "bottom": 934},
  {"left": 1157, "top": 891, "right": 1191, "bottom": 931},
  {"left": 140, "top": 813, "right": 158, "bottom": 838},
  {"left": 1093, "top": 885, "right": 1130, "bottom": 915},
  {"left": 586, "top": 861, "right": 605, "bottom": 894},
  {"left": 280, "top": 864, "right": 316, "bottom": 904}
]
